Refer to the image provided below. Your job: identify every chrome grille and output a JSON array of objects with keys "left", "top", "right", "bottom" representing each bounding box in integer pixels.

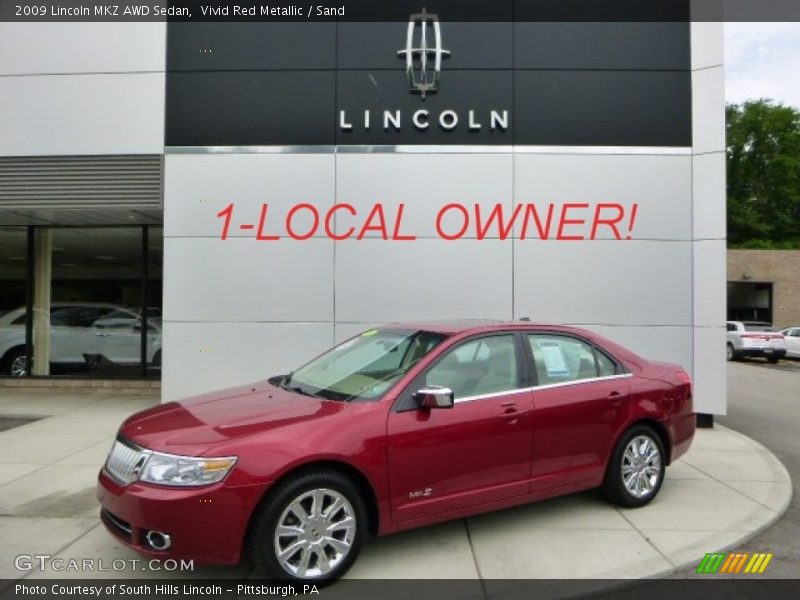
[{"left": 105, "top": 439, "right": 148, "bottom": 485}]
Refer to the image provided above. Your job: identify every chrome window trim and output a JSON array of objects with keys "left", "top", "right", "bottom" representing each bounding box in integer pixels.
[
  {"left": 165, "top": 145, "right": 691, "bottom": 156},
  {"left": 453, "top": 373, "right": 633, "bottom": 404}
]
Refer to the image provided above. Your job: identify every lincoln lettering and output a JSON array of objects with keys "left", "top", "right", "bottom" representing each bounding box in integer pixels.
[{"left": 339, "top": 109, "right": 509, "bottom": 132}]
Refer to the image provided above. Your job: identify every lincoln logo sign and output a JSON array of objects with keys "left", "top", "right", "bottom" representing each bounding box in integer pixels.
[
  {"left": 337, "top": 8, "right": 509, "bottom": 134},
  {"left": 397, "top": 7, "right": 450, "bottom": 99}
]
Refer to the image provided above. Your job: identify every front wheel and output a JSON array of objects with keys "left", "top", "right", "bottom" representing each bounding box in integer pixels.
[
  {"left": 603, "top": 425, "right": 666, "bottom": 508},
  {"left": 248, "top": 470, "right": 366, "bottom": 583},
  {"left": 767, "top": 356, "right": 780, "bottom": 364}
]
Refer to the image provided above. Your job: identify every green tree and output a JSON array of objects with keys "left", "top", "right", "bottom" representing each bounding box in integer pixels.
[{"left": 727, "top": 99, "right": 800, "bottom": 248}]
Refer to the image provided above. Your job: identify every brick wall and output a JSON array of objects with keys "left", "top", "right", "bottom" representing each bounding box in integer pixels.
[{"left": 728, "top": 250, "right": 800, "bottom": 328}]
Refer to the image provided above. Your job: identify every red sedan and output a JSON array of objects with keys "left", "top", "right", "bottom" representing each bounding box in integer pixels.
[{"left": 97, "top": 321, "right": 694, "bottom": 582}]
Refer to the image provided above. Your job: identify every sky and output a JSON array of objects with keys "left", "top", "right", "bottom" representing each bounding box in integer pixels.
[{"left": 725, "top": 23, "right": 800, "bottom": 108}]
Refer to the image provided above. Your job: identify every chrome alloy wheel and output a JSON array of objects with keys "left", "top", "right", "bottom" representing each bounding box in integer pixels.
[
  {"left": 9, "top": 354, "right": 27, "bottom": 377},
  {"left": 621, "top": 435, "right": 662, "bottom": 498},
  {"left": 274, "top": 488, "right": 356, "bottom": 578}
]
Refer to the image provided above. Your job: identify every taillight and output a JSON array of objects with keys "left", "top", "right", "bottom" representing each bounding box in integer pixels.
[
  {"left": 676, "top": 370, "right": 692, "bottom": 386},
  {"left": 742, "top": 333, "right": 784, "bottom": 340}
]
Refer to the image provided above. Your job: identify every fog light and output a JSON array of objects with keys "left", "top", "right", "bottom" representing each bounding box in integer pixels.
[{"left": 145, "top": 530, "right": 172, "bottom": 551}]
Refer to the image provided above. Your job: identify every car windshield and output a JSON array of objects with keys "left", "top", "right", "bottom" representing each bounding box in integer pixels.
[
  {"left": 282, "top": 329, "right": 447, "bottom": 402},
  {"left": 743, "top": 323, "right": 775, "bottom": 332}
]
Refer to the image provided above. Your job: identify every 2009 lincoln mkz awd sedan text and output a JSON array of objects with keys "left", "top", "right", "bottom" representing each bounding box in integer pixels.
[{"left": 97, "top": 321, "right": 694, "bottom": 582}]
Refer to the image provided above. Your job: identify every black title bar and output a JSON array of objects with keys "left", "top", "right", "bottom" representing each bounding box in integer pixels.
[{"left": 2, "top": 0, "right": 800, "bottom": 22}]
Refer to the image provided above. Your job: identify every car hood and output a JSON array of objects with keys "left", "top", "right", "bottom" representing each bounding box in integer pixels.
[{"left": 120, "top": 380, "right": 347, "bottom": 456}]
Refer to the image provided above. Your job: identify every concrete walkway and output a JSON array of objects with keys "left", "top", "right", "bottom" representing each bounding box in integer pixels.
[{"left": 0, "top": 389, "right": 791, "bottom": 581}]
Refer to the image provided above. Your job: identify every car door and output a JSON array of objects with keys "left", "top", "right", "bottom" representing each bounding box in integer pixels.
[
  {"left": 93, "top": 310, "right": 144, "bottom": 364},
  {"left": 387, "top": 333, "right": 533, "bottom": 523},
  {"left": 526, "top": 333, "right": 631, "bottom": 491},
  {"left": 49, "top": 306, "right": 96, "bottom": 363}
]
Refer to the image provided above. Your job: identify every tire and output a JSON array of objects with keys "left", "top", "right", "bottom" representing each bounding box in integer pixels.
[
  {"left": 248, "top": 470, "right": 367, "bottom": 583},
  {"left": 151, "top": 350, "right": 162, "bottom": 367},
  {"left": 767, "top": 356, "right": 779, "bottom": 364},
  {"left": 2, "top": 347, "right": 27, "bottom": 377},
  {"left": 603, "top": 425, "right": 666, "bottom": 508},
  {"left": 726, "top": 343, "right": 736, "bottom": 361}
]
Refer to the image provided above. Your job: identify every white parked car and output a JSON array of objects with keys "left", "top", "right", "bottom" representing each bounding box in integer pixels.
[
  {"left": 726, "top": 321, "right": 787, "bottom": 363},
  {"left": 0, "top": 303, "right": 161, "bottom": 376},
  {"left": 779, "top": 326, "right": 800, "bottom": 359}
]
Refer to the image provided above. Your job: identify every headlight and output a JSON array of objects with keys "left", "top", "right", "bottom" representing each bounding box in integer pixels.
[{"left": 138, "top": 452, "right": 237, "bottom": 487}]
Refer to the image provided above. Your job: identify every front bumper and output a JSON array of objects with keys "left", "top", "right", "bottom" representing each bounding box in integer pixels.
[{"left": 96, "top": 469, "right": 268, "bottom": 565}]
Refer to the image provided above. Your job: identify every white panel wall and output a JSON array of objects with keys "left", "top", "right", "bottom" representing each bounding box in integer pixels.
[
  {"left": 514, "top": 154, "right": 692, "bottom": 241},
  {"left": 162, "top": 154, "right": 337, "bottom": 401},
  {"left": 691, "top": 21, "right": 727, "bottom": 415},
  {"left": 513, "top": 240, "right": 692, "bottom": 327},
  {"left": 336, "top": 153, "right": 513, "bottom": 239},
  {"left": 335, "top": 238, "right": 512, "bottom": 322},
  {"left": 0, "top": 23, "right": 166, "bottom": 75},
  {"left": 0, "top": 23, "right": 165, "bottom": 156},
  {"left": 163, "top": 322, "right": 333, "bottom": 399}
]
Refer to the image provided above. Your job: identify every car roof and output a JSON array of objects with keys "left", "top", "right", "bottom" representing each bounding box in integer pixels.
[{"left": 382, "top": 319, "right": 588, "bottom": 335}]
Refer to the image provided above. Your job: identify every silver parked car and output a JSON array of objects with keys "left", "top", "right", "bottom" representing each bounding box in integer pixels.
[
  {"left": 778, "top": 326, "right": 800, "bottom": 359},
  {"left": 0, "top": 303, "right": 161, "bottom": 376},
  {"left": 726, "top": 321, "right": 787, "bottom": 363}
]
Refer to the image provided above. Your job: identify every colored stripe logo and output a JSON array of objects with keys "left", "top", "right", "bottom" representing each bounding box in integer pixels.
[{"left": 696, "top": 552, "right": 773, "bottom": 574}]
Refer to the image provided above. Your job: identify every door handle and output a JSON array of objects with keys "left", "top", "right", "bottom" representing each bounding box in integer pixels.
[
  {"left": 499, "top": 403, "right": 526, "bottom": 423},
  {"left": 95, "top": 332, "right": 109, "bottom": 337},
  {"left": 607, "top": 391, "right": 623, "bottom": 406}
]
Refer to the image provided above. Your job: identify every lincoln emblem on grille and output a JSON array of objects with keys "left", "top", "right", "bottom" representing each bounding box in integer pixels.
[{"left": 397, "top": 7, "right": 450, "bottom": 100}]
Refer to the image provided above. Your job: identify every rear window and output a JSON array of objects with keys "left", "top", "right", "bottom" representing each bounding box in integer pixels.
[{"left": 743, "top": 323, "right": 775, "bottom": 332}]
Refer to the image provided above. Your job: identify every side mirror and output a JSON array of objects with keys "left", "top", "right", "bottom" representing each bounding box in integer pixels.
[{"left": 413, "top": 386, "right": 455, "bottom": 410}]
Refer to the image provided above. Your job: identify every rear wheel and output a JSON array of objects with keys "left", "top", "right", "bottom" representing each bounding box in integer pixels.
[
  {"left": 2, "top": 348, "right": 27, "bottom": 377},
  {"left": 767, "top": 356, "right": 780, "bottom": 364},
  {"left": 726, "top": 343, "right": 735, "bottom": 361},
  {"left": 248, "top": 470, "right": 366, "bottom": 583},
  {"left": 603, "top": 425, "right": 665, "bottom": 508}
]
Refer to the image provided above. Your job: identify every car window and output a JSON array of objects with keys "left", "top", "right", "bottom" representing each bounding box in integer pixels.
[
  {"left": 528, "top": 335, "right": 612, "bottom": 386},
  {"left": 424, "top": 335, "right": 518, "bottom": 400},
  {"left": 595, "top": 349, "right": 618, "bottom": 377},
  {"left": 743, "top": 323, "right": 775, "bottom": 332},
  {"left": 726, "top": 323, "right": 737, "bottom": 332},
  {"left": 49, "top": 306, "right": 79, "bottom": 326}
]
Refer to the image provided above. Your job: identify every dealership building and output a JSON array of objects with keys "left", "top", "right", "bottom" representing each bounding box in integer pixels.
[{"left": 0, "top": 13, "right": 727, "bottom": 416}]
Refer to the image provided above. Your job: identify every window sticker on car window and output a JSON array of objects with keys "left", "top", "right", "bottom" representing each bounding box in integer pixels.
[
  {"left": 361, "top": 329, "right": 378, "bottom": 337},
  {"left": 334, "top": 338, "right": 358, "bottom": 351},
  {"left": 539, "top": 340, "right": 570, "bottom": 377}
]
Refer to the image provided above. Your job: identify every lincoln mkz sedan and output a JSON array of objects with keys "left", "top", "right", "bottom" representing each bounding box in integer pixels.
[{"left": 97, "top": 321, "right": 694, "bottom": 582}]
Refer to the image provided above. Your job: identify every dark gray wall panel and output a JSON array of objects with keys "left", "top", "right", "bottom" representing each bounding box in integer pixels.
[
  {"left": 336, "top": 70, "right": 513, "bottom": 145},
  {"left": 337, "top": 22, "right": 513, "bottom": 69},
  {"left": 168, "top": 23, "right": 336, "bottom": 71},
  {"left": 513, "top": 70, "right": 692, "bottom": 146},
  {"left": 166, "top": 72, "right": 335, "bottom": 146},
  {"left": 165, "top": 21, "right": 692, "bottom": 147},
  {"left": 514, "top": 23, "right": 690, "bottom": 70}
]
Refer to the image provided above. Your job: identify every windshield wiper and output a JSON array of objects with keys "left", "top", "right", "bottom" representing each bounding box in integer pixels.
[{"left": 280, "top": 378, "right": 315, "bottom": 398}]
